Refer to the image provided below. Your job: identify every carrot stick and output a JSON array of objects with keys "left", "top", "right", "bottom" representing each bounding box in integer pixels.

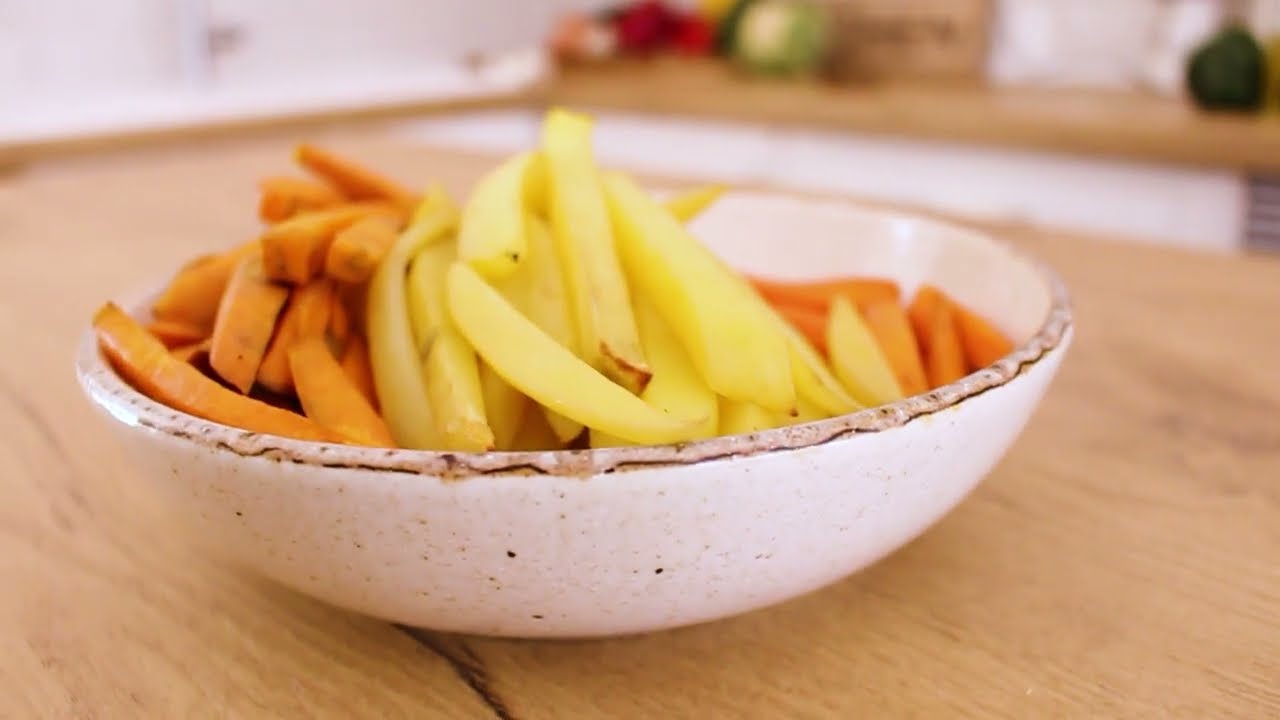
[
  {"left": 328, "top": 289, "right": 352, "bottom": 349},
  {"left": 94, "top": 303, "right": 341, "bottom": 443},
  {"left": 145, "top": 318, "right": 208, "bottom": 348},
  {"left": 294, "top": 143, "right": 417, "bottom": 212},
  {"left": 862, "top": 300, "right": 928, "bottom": 396},
  {"left": 907, "top": 285, "right": 945, "bottom": 350},
  {"left": 775, "top": 303, "right": 829, "bottom": 355},
  {"left": 749, "top": 275, "right": 900, "bottom": 313},
  {"left": 260, "top": 202, "right": 400, "bottom": 284},
  {"left": 340, "top": 335, "right": 378, "bottom": 410},
  {"left": 954, "top": 304, "right": 1015, "bottom": 371},
  {"left": 324, "top": 214, "right": 399, "bottom": 284},
  {"left": 151, "top": 242, "right": 258, "bottom": 330},
  {"left": 288, "top": 336, "right": 394, "bottom": 447},
  {"left": 923, "top": 301, "right": 967, "bottom": 388},
  {"left": 337, "top": 281, "right": 369, "bottom": 339},
  {"left": 258, "top": 176, "right": 345, "bottom": 223},
  {"left": 170, "top": 338, "right": 211, "bottom": 364},
  {"left": 208, "top": 254, "right": 290, "bottom": 394},
  {"left": 257, "top": 280, "right": 334, "bottom": 394}
]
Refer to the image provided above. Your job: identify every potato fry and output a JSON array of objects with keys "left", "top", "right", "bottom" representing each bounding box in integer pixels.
[
  {"left": 512, "top": 215, "right": 584, "bottom": 443},
  {"left": 827, "top": 295, "right": 904, "bottom": 407},
  {"left": 406, "top": 240, "right": 456, "bottom": 356},
  {"left": 604, "top": 171, "right": 795, "bottom": 414},
  {"left": 366, "top": 192, "right": 458, "bottom": 449},
  {"left": 541, "top": 108, "right": 650, "bottom": 393},
  {"left": 479, "top": 362, "right": 527, "bottom": 451},
  {"left": 424, "top": 328, "right": 494, "bottom": 452},
  {"left": 632, "top": 292, "right": 718, "bottom": 440},
  {"left": 457, "top": 151, "right": 534, "bottom": 280},
  {"left": 718, "top": 398, "right": 782, "bottom": 436},
  {"left": 664, "top": 184, "right": 726, "bottom": 222},
  {"left": 447, "top": 262, "right": 701, "bottom": 445}
]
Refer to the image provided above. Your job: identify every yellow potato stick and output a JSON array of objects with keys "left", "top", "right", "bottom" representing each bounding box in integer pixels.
[
  {"left": 664, "top": 184, "right": 726, "bottom": 222},
  {"left": 406, "top": 239, "right": 457, "bottom": 357},
  {"left": 604, "top": 171, "right": 795, "bottom": 414},
  {"left": 541, "top": 107, "right": 651, "bottom": 393},
  {"left": 423, "top": 328, "right": 494, "bottom": 452},
  {"left": 718, "top": 398, "right": 783, "bottom": 436},
  {"left": 447, "top": 262, "right": 702, "bottom": 446},
  {"left": 457, "top": 151, "right": 534, "bottom": 280},
  {"left": 479, "top": 362, "right": 527, "bottom": 451},
  {"left": 366, "top": 192, "right": 458, "bottom": 449},
  {"left": 632, "top": 293, "right": 719, "bottom": 441},
  {"left": 827, "top": 295, "right": 904, "bottom": 407}
]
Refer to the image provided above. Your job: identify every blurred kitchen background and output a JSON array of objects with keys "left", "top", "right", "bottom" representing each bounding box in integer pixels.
[{"left": 6, "top": 0, "right": 1280, "bottom": 253}]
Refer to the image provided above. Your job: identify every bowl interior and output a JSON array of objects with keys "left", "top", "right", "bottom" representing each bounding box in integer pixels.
[{"left": 693, "top": 192, "right": 1051, "bottom": 345}]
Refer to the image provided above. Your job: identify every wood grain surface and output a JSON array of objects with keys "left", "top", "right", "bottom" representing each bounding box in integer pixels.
[{"left": 2, "top": 133, "right": 1278, "bottom": 719}]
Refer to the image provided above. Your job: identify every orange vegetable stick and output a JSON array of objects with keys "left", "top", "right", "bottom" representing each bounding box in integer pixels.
[
  {"left": 337, "top": 281, "right": 369, "bottom": 339},
  {"left": 260, "top": 202, "right": 399, "bottom": 284},
  {"left": 749, "top": 275, "right": 900, "bottom": 313},
  {"left": 294, "top": 143, "right": 417, "bottom": 212},
  {"left": 257, "top": 280, "right": 334, "bottom": 394},
  {"left": 340, "top": 335, "right": 378, "bottom": 410},
  {"left": 170, "top": 338, "right": 211, "bottom": 364},
  {"left": 94, "top": 303, "right": 341, "bottom": 443},
  {"left": 954, "top": 304, "right": 1015, "bottom": 371},
  {"left": 258, "top": 176, "right": 345, "bottom": 223},
  {"left": 150, "top": 242, "right": 258, "bottom": 330},
  {"left": 328, "top": 289, "right": 352, "bottom": 349},
  {"left": 288, "top": 336, "right": 394, "bottom": 447},
  {"left": 146, "top": 318, "right": 208, "bottom": 348},
  {"left": 775, "top": 303, "right": 829, "bottom": 355},
  {"left": 862, "top": 301, "right": 928, "bottom": 397},
  {"left": 923, "top": 301, "right": 967, "bottom": 388},
  {"left": 324, "top": 214, "right": 399, "bottom": 284},
  {"left": 907, "top": 285, "right": 945, "bottom": 350},
  {"left": 209, "top": 254, "right": 290, "bottom": 394}
]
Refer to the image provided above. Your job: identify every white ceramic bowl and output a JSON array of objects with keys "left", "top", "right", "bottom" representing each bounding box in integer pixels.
[{"left": 77, "top": 190, "right": 1072, "bottom": 638}]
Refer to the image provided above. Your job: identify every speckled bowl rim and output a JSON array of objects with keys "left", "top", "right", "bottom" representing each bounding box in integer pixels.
[{"left": 76, "top": 194, "right": 1073, "bottom": 479}]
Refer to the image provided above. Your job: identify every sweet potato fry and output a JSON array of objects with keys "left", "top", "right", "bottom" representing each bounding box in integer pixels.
[
  {"left": 145, "top": 319, "right": 207, "bottom": 349},
  {"left": 324, "top": 214, "right": 399, "bottom": 284},
  {"left": 94, "top": 303, "right": 340, "bottom": 443},
  {"left": 907, "top": 285, "right": 945, "bottom": 350},
  {"left": 749, "top": 275, "right": 900, "bottom": 313},
  {"left": 340, "top": 335, "right": 378, "bottom": 409},
  {"left": 208, "top": 255, "right": 290, "bottom": 394},
  {"left": 328, "top": 289, "right": 352, "bottom": 349},
  {"left": 289, "top": 336, "right": 394, "bottom": 447},
  {"left": 954, "top": 304, "right": 1015, "bottom": 371},
  {"left": 294, "top": 143, "right": 417, "bottom": 212},
  {"left": 170, "top": 338, "right": 211, "bottom": 364},
  {"left": 862, "top": 300, "right": 928, "bottom": 397},
  {"left": 260, "top": 202, "right": 400, "bottom": 285},
  {"left": 923, "top": 301, "right": 967, "bottom": 388},
  {"left": 150, "top": 242, "right": 258, "bottom": 330},
  {"left": 257, "top": 280, "right": 334, "bottom": 393},
  {"left": 258, "top": 176, "right": 344, "bottom": 223}
]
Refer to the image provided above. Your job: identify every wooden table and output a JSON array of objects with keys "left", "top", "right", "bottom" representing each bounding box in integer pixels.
[{"left": 3, "top": 134, "right": 1278, "bottom": 718}]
